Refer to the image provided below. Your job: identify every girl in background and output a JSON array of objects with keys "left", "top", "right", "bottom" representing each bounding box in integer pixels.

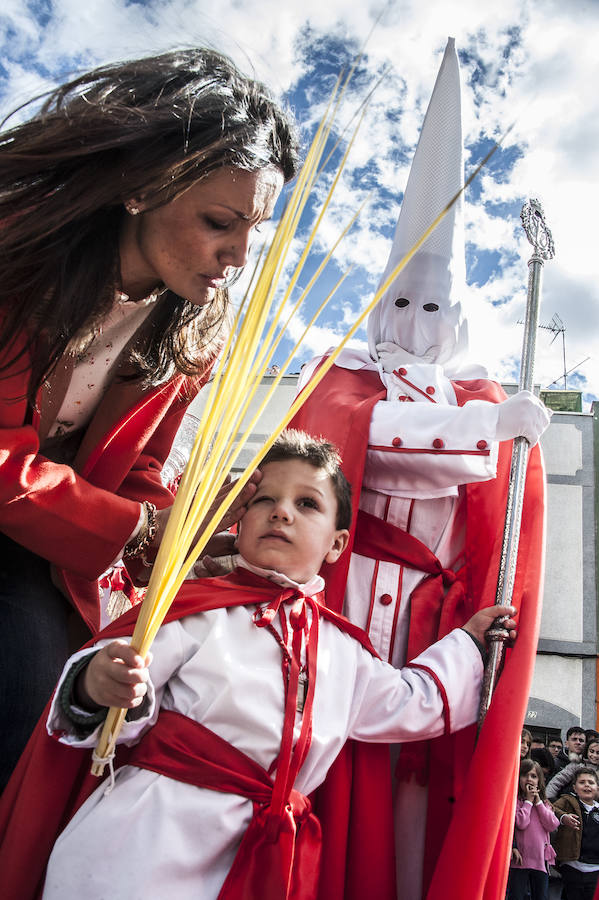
[
  {"left": 508, "top": 759, "right": 559, "bottom": 900},
  {"left": 521, "top": 728, "right": 533, "bottom": 759}
]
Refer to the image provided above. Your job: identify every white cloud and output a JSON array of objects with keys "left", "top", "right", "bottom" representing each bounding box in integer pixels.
[{"left": 0, "top": 0, "right": 597, "bottom": 407}]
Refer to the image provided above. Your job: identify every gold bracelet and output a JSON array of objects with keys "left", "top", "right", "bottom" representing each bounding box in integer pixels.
[{"left": 123, "top": 501, "right": 158, "bottom": 559}]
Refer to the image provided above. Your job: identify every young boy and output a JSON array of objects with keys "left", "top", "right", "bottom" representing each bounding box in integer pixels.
[
  {"left": 0, "top": 430, "right": 515, "bottom": 900},
  {"left": 553, "top": 767, "right": 599, "bottom": 898}
]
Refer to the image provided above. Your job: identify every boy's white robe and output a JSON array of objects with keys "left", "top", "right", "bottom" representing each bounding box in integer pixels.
[{"left": 43, "top": 581, "right": 482, "bottom": 900}]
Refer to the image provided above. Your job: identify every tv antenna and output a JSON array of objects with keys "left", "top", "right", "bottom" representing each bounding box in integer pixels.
[
  {"left": 516, "top": 312, "right": 568, "bottom": 388},
  {"left": 538, "top": 314, "right": 567, "bottom": 388}
]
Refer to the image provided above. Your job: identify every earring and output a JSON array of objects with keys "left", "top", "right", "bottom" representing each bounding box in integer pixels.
[{"left": 125, "top": 201, "right": 140, "bottom": 216}]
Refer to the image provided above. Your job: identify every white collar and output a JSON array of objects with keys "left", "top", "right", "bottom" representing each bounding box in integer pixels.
[{"left": 235, "top": 555, "right": 324, "bottom": 598}]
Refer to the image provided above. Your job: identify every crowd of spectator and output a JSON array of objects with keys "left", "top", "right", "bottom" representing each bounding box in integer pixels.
[{"left": 508, "top": 726, "right": 599, "bottom": 899}]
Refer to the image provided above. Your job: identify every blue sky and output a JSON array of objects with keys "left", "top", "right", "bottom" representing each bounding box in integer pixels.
[{"left": 1, "top": 0, "right": 597, "bottom": 407}]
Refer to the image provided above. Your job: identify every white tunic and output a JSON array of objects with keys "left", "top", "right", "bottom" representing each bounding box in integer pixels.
[
  {"left": 297, "top": 351, "right": 499, "bottom": 667},
  {"left": 43, "top": 583, "right": 482, "bottom": 899}
]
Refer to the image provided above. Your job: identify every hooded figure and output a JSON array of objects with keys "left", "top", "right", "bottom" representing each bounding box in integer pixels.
[
  {"left": 367, "top": 33, "right": 469, "bottom": 376},
  {"left": 291, "top": 37, "right": 549, "bottom": 900}
]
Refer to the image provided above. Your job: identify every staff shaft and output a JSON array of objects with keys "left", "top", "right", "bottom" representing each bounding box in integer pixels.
[{"left": 477, "top": 199, "right": 554, "bottom": 727}]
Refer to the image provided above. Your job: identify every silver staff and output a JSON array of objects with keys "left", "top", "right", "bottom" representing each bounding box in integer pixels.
[{"left": 477, "top": 198, "right": 555, "bottom": 728}]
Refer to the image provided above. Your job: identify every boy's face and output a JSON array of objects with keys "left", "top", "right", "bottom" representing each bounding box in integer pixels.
[
  {"left": 574, "top": 773, "right": 598, "bottom": 805},
  {"left": 237, "top": 459, "right": 349, "bottom": 584}
]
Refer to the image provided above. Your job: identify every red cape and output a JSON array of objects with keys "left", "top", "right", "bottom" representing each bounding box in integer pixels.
[
  {"left": 290, "top": 363, "right": 546, "bottom": 900},
  {"left": 0, "top": 567, "right": 377, "bottom": 900}
]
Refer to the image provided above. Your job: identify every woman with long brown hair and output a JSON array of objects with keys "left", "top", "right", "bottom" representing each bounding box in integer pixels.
[{"left": 0, "top": 48, "right": 298, "bottom": 789}]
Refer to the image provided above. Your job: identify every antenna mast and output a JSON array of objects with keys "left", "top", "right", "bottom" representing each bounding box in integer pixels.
[{"left": 538, "top": 314, "right": 566, "bottom": 387}]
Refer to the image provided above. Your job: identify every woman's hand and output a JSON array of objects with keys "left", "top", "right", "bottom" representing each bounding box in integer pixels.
[
  {"left": 149, "top": 469, "right": 262, "bottom": 557},
  {"left": 78, "top": 641, "right": 152, "bottom": 710},
  {"left": 511, "top": 847, "right": 522, "bottom": 865},
  {"left": 195, "top": 469, "right": 262, "bottom": 536}
]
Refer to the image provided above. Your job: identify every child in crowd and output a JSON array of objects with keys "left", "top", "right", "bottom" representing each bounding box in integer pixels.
[
  {"left": 547, "top": 739, "right": 599, "bottom": 801},
  {"left": 553, "top": 767, "right": 599, "bottom": 900},
  {"left": 0, "top": 431, "right": 515, "bottom": 900},
  {"left": 507, "top": 759, "right": 559, "bottom": 900}
]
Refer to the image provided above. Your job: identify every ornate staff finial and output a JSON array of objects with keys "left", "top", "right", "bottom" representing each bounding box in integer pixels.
[{"left": 520, "top": 198, "right": 555, "bottom": 261}]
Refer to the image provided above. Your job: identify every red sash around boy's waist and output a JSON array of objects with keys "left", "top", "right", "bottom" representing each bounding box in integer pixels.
[
  {"left": 352, "top": 509, "right": 468, "bottom": 659},
  {"left": 128, "top": 709, "right": 321, "bottom": 900}
]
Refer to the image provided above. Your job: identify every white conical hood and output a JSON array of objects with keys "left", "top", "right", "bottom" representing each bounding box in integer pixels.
[{"left": 368, "top": 37, "right": 471, "bottom": 374}]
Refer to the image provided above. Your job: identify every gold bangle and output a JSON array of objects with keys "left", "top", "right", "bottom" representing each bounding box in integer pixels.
[{"left": 123, "top": 502, "right": 158, "bottom": 559}]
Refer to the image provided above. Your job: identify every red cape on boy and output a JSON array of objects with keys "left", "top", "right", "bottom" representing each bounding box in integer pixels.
[{"left": 0, "top": 566, "right": 381, "bottom": 900}]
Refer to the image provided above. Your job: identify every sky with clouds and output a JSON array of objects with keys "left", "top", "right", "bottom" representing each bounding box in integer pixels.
[{"left": 1, "top": 0, "right": 597, "bottom": 408}]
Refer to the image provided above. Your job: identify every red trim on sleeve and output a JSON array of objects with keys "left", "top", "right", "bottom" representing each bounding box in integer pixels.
[
  {"left": 406, "top": 662, "right": 451, "bottom": 735},
  {"left": 368, "top": 444, "right": 491, "bottom": 456}
]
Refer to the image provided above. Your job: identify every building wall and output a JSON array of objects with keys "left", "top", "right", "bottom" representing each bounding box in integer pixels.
[{"left": 527, "top": 410, "right": 597, "bottom": 735}]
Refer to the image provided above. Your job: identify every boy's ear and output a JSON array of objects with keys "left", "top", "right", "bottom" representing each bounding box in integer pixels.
[{"left": 324, "top": 529, "right": 350, "bottom": 565}]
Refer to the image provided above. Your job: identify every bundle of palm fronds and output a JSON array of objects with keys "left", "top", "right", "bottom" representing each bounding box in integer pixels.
[{"left": 91, "top": 68, "right": 487, "bottom": 775}]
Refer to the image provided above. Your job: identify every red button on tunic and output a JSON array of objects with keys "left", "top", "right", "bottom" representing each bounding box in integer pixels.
[
  {"left": 397, "top": 367, "right": 407, "bottom": 376},
  {"left": 426, "top": 386, "right": 435, "bottom": 395},
  {"left": 432, "top": 438, "right": 444, "bottom": 449},
  {"left": 380, "top": 593, "right": 393, "bottom": 606},
  {"left": 392, "top": 437, "right": 402, "bottom": 447},
  {"left": 399, "top": 395, "right": 409, "bottom": 402},
  {"left": 477, "top": 440, "right": 488, "bottom": 450}
]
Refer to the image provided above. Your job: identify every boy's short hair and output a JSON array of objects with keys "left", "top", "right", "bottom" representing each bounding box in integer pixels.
[
  {"left": 574, "top": 766, "right": 598, "bottom": 785},
  {"left": 566, "top": 726, "right": 585, "bottom": 739},
  {"left": 260, "top": 429, "right": 352, "bottom": 530}
]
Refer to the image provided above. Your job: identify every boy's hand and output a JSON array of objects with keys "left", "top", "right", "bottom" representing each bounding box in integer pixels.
[
  {"left": 193, "top": 550, "right": 237, "bottom": 578},
  {"left": 78, "top": 641, "right": 152, "bottom": 710},
  {"left": 462, "top": 605, "right": 517, "bottom": 651},
  {"left": 561, "top": 813, "right": 580, "bottom": 830}
]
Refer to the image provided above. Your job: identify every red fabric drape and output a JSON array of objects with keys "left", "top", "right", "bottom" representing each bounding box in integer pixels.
[{"left": 291, "top": 363, "right": 546, "bottom": 900}]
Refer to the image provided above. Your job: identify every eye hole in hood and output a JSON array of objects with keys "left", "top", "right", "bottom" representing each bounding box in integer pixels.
[
  {"left": 394, "top": 297, "right": 410, "bottom": 308},
  {"left": 423, "top": 302, "right": 439, "bottom": 312}
]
